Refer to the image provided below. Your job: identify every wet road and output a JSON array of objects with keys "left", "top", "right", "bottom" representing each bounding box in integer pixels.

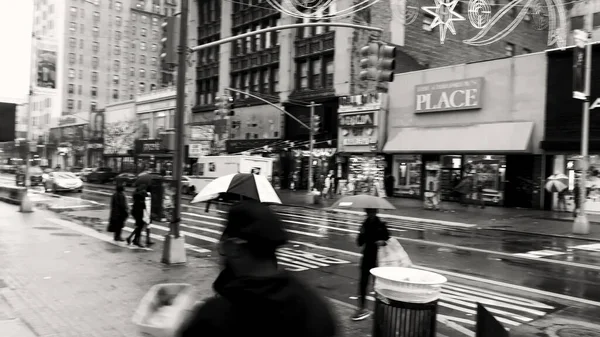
[{"left": 3, "top": 175, "right": 600, "bottom": 335}]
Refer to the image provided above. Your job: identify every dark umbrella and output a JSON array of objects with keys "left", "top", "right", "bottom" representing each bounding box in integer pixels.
[{"left": 134, "top": 172, "right": 162, "bottom": 187}]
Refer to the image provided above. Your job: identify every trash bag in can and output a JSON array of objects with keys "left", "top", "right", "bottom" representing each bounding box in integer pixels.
[
  {"left": 132, "top": 283, "right": 196, "bottom": 337},
  {"left": 370, "top": 267, "right": 447, "bottom": 337}
]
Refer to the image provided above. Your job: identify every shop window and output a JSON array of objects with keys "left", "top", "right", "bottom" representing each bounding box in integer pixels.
[
  {"left": 393, "top": 155, "right": 422, "bottom": 197},
  {"left": 465, "top": 155, "right": 506, "bottom": 206}
]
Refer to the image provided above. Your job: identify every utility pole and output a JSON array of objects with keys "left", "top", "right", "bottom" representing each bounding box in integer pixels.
[
  {"left": 308, "top": 102, "right": 316, "bottom": 192},
  {"left": 21, "top": 33, "right": 37, "bottom": 213},
  {"left": 162, "top": 0, "right": 188, "bottom": 264},
  {"left": 573, "top": 3, "right": 593, "bottom": 235}
]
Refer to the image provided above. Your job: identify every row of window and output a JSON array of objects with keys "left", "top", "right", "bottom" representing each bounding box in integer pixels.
[
  {"left": 297, "top": 55, "right": 334, "bottom": 89},
  {"left": 232, "top": 18, "right": 281, "bottom": 56},
  {"left": 66, "top": 99, "right": 93, "bottom": 112},
  {"left": 68, "top": 68, "right": 158, "bottom": 82},
  {"left": 230, "top": 66, "right": 280, "bottom": 96}
]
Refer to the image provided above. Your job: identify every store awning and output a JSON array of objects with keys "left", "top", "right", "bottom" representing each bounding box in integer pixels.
[{"left": 383, "top": 121, "right": 534, "bottom": 153}]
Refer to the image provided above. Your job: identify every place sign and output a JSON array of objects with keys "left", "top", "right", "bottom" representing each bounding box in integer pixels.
[
  {"left": 342, "top": 138, "right": 374, "bottom": 146},
  {"left": 415, "top": 77, "right": 484, "bottom": 113},
  {"left": 339, "top": 112, "right": 375, "bottom": 127}
]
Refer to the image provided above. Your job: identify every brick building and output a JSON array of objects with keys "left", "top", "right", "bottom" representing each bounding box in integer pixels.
[{"left": 188, "top": 0, "right": 555, "bottom": 189}]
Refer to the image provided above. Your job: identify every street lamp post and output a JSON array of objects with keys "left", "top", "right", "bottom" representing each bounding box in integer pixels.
[
  {"left": 573, "top": 5, "right": 593, "bottom": 235},
  {"left": 161, "top": 0, "right": 188, "bottom": 264}
]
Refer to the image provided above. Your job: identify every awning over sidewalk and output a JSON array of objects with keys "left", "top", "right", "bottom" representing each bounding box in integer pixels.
[{"left": 383, "top": 121, "right": 534, "bottom": 153}]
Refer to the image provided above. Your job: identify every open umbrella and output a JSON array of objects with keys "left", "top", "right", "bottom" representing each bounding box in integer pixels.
[
  {"left": 545, "top": 173, "right": 569, "bottom": 193},
  {"left": 191, "top": 173, "right": 281, "bottom": 204},
  {"left": 330, "top": 194, "right": 396, "bottom": 210}
]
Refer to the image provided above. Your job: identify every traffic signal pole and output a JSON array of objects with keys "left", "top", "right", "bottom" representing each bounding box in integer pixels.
[{"left": 162, "top": 0, "right": 188, "bottom": 264}]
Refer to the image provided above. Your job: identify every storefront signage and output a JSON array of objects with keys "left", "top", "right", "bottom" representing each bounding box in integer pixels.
[
  {"left": 339, "top": 112, "right": 375, "bottom": 127},
  {"left": 415, "top": 77, "right": 484, "bottom": 113},
  {"left": 338, "top": 93, "right": 386, "bottom": 113},
  {"left": 343, "top": 138, "right": 375, "bottom": 146},
  {"left": 59, "top": 117, "right": 77, "bottom": 126},
  {"left": 189, "top": 143, "right": 210, "bottom": 158},
  {"left": 590, "top": 98, "right": 600, "bottom": 110},
  {"left": 135, "top": 139, "right": 167, "bottom": 154},
  {"left": 292, "top": 148, "right": 336, "bottom": 157},
  {"left": 190, "top": 125, "right": 214, "bottom": 141}
]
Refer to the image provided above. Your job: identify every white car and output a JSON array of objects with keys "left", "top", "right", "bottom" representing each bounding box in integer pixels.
[{"left": 45, "top": 172, "right": 84, "bottom": 193}]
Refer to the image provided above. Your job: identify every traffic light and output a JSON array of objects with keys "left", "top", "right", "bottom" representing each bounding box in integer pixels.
[
  {"left": 313, "top": 114, "right": 321, "bottom": 134},
  {"left": 358, "top": 42, "right": 379, "bottom": 81},
  {"left": 214, "top": 95, "right": 234, "bottom": 117},
  {"left": 377, "top": 45, "right": 396, "bottom": 82},
  {"left": 161, "top": 16, "right": 180, "bottom": 65}
]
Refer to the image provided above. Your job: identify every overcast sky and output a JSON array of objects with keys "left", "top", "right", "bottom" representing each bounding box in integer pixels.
[{"left": 0, "top": 0, "right": 33, "bottom": 104}]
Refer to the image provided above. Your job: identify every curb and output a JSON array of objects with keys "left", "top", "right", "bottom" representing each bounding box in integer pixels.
[{"left": 478, "top": 226, "right": 600, "bottom": 242}]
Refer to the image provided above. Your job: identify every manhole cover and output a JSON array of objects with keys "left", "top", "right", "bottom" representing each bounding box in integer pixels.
[
  {"left": 50, "top": 233, "right": 82, "bottom": 237},
  {"left": 547, "top": 325, "right": 600, "bottom": 337},
  {"left": 33, "top": 226, "right": 61, "bottom": 230}
]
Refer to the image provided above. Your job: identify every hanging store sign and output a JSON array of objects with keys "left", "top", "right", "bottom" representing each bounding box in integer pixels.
[
  {"left": 343, "top": 138, "right": 375, "bottom": 146},
  {"left": 415, "top": 77, "right": 484, "bottom": 113},
  {"left": 339, "top": 112, "right": 375, "bottom": 127}
]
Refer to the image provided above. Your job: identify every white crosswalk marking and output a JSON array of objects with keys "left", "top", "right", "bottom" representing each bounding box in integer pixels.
[{"left": 512, "top": 249, "right": 567, "bottom": 258}]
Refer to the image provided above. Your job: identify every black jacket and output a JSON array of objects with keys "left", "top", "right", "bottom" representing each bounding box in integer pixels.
[
  {"left": 179, "top": 268, "right": 338, "bottom": 337},
  {"left": 108, "top": 191, "right": 128, "bottom": 228},
  {"left": 131, "top": 191, "right": 147, "bottom": 219},
  {"left": 357, "top": 215, "right": 390, "bottom": 255}
]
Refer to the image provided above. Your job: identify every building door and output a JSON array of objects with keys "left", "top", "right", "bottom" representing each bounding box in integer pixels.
[{"left": 504, "top": 155, "right": 535, "bottom": 208}]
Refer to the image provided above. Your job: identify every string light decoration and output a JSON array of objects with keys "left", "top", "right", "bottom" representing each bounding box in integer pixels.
[
  {"left": 421, "top": 0, "right": 466, "bottom": 44},
  {"left": 391, "top": 0, "right": 420, "bottom": 25},
  {"left": 530, "top": 0, "right": 550, "bottom": 30},
  {"left": 267, "top": 0, "right": 381, "bottom": 19},
  {"left": 468, "top": 0, "right": 492, "bottom": 29}
]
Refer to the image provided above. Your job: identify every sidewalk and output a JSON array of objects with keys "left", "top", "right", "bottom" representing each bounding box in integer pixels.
[
  {"left": 0, "top": 202, "right": 372, "bottom": 337},
  {"left": 276, "top": 190, "right": 600, "bottom": 240}
]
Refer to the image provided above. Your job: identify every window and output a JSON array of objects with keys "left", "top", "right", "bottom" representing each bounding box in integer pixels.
[
  {"left": 92, "top": 72, "right": 98, "bottom": 82},
  {"left": 77, "top": 100, "right": 82, "bottom": 110},
  {"left": 113, "top": 75, "right": 120, "bottom": 85},
  {"left": 325, "top": 56, "right": 334, "bottom": 87},
  {"left": 311, "top": 58, "right": 322, "bottom": 88},
  {"left": 80, "top": 8, "right": 85, "bottom": 18},
  {"left": 79, "top": 54, "right": 84, "bottom": 64},
  {"left": 113, "top": 89, "right": 119, "bottom": 99},
  {"left": 114, "top": 45, "right": 121, "bottom": 55},
  {"left": 571, "top": 15, "right": 584, "bottom": 30},
  {"left": 130, "top": 53, "right": 135, "bottom": 63},
  {"left": 141, "top": 15, "right": 148, "bottom": 23},
  {"left": 93, "top": 41, "right": 99, "bottom": 53},
  {"left": 68, "top": 84, "right": 75, "bottom": 94},
  {"left": 69, "top": 37, "right": 76, "bottom": 48},
  {"left": 594, "top": 12, "right": 600, "bottom": 27},
  {"left": 68, "top": 68, "right": 75, "bottom": 78},
  {"left": 67, "top": 99, "right": 74, "bottom": 110},
  {"left": 79, "top": 69, "right": 83, "bottom": 79},
  {"left": 140, "top": 42, "right": 146, "bottom": 50},
  {"left": 298, "top": 61, "right": 308, "bottom": 88},
  {"left": 92, "top": 57, "right": 99, "bottom": 68},
  {"left": 91, "top": 87, "right": 97, "bottom": 98},
  {"left": 152, "top": 17, "right": 159, "bottom": 26},
  {"left": 114, "top": 60, "right": 120, "bottom": 70},
  {"left": 80, "top": 23, "right": 84, "bottom": 33},
  {"left": 93, "top": 26, "right": 99, "bottom": 37},
  {"left": 139, "top": 69, "right": 146, "bottom": 78},
  {"left": 115, "top": 31, "right": 121, "bottom": 40},
  {"left": 139, "top": 55, "right": 145, "bottom": 64},
  {"left": 130, "top": 67, "right": 135, "bottom": 76},
  {"left": 68, "top": 53, "right": 76, "bottom": 64},
  {"left": 261, "top": 69, "right": 269, "bottom": 93},
  {"left": 94, "top": 11, "right": 100, "bottom": 22},
  {"left": 523, "top": 48, "right": 532, "bottom": 54},
  {"left": 79, "top": 39, "right": 84, "bottom": 49},
  {"left": 141, "top": 28, "right": 147, "bottom": 37},
  {"left": 152, "top": 29, "right": 159, "bottom": 39},
  {"left": 151, "top": 44, "right": 158, "bottom": 52},
  {"left": 78, "top": 85, "right": 82, "bottom": 95},
  {"left": 150, "top": 70, "right": 157, "bottom": 79},
  {"left": 151, "top": 57, "right": 157, "bottom": 66},
  {"left": 131, "top": 13, "right": 137, "bottom": 22},
  {"left": 131, "top": 26, "right": 137, "bottom": 35},
  {"left": 69, "top": 22, "right": 76, "bottom": 32},
  {"left": 70, "top": 6, "right": 77, "bottom": 19},
  {"left": 115, "top": 16, "right": 122, "bottom": 26},
  {"left": 505, "top": 42, "right": 515, "bottom": 56},
  {"left": 139, "top": 82, "right": 146, "bottom": 93},
  {"left": 115, "top": 1, "right": 122, "bottom": 11},
  {"left": 91, "top": 102, "right": 97, "bottom": 112},
  {"left": 137, "top": 0, "right": 145, "bottom": 9}
]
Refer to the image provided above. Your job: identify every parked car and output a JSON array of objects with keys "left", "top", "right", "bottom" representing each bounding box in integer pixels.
[
  {"left": 69, "top": 167, "right": 84, "bottom": 177},
  {"left": 16, "top": 166, "right": 44, "bottom": 186},
  {"left": 79, "top": 168, "right": 95, "bottom": 182},
  {"left": 44, "top": 172, "right": 83, "bottom": 193},
  {"left": 181, "top": 176, "right": 196, "bottom": 195},
  {"left": 86, "top": 167, "right": 118, "bottom": 184},
  {"left": 115, "top": 172, "right": 137, "bottom": 187}
]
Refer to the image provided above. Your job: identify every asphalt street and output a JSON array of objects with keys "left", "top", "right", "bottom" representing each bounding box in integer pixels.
[{"left": 2, "top": 174, "right": 600, "bottom": 336}]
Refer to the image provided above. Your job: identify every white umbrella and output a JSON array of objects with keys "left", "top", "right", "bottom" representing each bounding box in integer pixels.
[
  {"left": 545, "top": 173, "right": 569, "bottom": 193},
  {"left": 191, "top": 173, "right": 281, "bottom": 204}
]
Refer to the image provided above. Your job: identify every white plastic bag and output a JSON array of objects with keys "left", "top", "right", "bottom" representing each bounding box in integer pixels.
[{"left": 377, "top": 238, "right": 412, "bottom": 268}]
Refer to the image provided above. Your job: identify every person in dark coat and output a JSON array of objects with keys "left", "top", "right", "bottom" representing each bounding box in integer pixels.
[
  {"left": 353, "top": 208, "right": 390, "bottom": 321},
  {"left": 384, "top": 174, "right": 395, "bottom": 197},
  {"left": 127, "top": 184, "right": 148, "bottom": 248},
  {"left": 107, "top": 184, "right": 128, "bottom": 241},
  {"left": 178, "top": 201, "right": 338, "bottom": 337}
]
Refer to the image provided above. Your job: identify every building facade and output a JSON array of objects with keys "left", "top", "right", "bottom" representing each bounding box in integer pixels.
[
  {"left": 30, "top": 0, "right": 178, "bottom": 168},
  {"left": 384, "top": 52, "right": 548, "bottom": 209}
]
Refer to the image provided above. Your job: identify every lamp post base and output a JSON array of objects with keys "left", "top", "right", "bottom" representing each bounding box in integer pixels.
[
  {"left": 20, "top": 192, "right": 33, "bottom": 213},
  {"left": 573, "top": 213, "right": 590, "bottom": 235},
  {"left": 161, "top": 234, "right": 187, "bottom": 265}
]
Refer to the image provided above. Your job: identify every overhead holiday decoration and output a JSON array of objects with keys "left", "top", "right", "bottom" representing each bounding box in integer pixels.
[
  {"left": 391, "top": 0, "right": 420, "bottom": 24},
  {"left": 530, "top": 0, "right": 549, "bottom": 30},
  {"left": 421, "top": 0, "right": 466, "bottom": 44},
  {"left": 269, "top": 0, "right": 381, "bottom": 19},
  {"left": 467, "top": 0, "right": 492, "bottom": 29}
]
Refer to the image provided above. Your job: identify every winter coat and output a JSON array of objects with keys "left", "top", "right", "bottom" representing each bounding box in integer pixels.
[
  {"left": 357, "top": 215, "right": 390, "bottom": 257},
  {"left": 108, "top": 191, "right": 128, "bottom": 231},
  {"left": 131, "top": 190, "right": 147, "bottom": 220},
  {"left": 178, "top": 268, "right": 338, "bottom": 337}
]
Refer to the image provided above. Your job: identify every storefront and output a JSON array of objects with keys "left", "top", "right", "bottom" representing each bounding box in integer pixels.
[
  {"left": 336, "top": 93, "right": 388, "bottom": 195},
  {"left": 542, "top": 43, "right": 600, "bottom": 212},
  {"left": 134, "top": 139, "right": 173, "bottom": 174},
  {"left": 384, "top": 53, "right": 547, "bottom": 208}
]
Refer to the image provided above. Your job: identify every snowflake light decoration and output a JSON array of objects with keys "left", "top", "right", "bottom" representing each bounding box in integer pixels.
[{"left": 422, "top": 0, "right": 466, "bottom": 44}]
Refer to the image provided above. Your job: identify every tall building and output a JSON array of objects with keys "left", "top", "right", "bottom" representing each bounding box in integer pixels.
[
  {"left": 30, "top": 0, "right": 178, "bottom": 168},
  {"left": 188, "top": 0, "right": 552, "bottom": 189},
  {"left": 566, "top": 0, "right": 600, "bottom": 45}
]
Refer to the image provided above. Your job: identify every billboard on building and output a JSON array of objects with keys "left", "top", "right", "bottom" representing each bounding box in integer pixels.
[
  {"left": 0, "top": 102, "right": 17, "bottom": 142},
  {"left": 35, "top": 40, "right": 57, "bottom": 89}
]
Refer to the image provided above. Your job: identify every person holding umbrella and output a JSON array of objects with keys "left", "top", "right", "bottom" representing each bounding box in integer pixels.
[
  {"left": 127, "top": 184, "right": 150, "bottom": 248},
  {"left": 545, "top": 173, "right": 569, "bottom": 213}
]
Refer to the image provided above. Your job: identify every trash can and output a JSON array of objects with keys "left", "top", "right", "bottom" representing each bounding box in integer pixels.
[
  {"left": 370, "top": 267, "right": 447, "bottom": 337},
  {"left": 132, "top": 283, "right": 196, "bottom": 337}
]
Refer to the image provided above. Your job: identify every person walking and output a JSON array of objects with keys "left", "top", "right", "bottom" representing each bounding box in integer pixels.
[
  {"left": 107, "top": 184, "right": 128, "bottom": 242},
  {"left": 127, "top": 184, "right": 148, "bottom": 248},
  {"left": 178, "top": 200, "right": 338, "bottom": 337},
  {"left": 353, "top": 208, "right": 390, "bottom": 321}
]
